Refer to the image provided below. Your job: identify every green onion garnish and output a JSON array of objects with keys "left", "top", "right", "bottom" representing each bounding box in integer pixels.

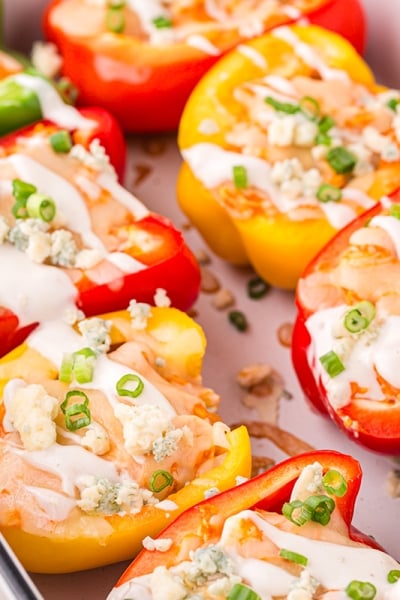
[
  {"left": 26, "top": 193, "right": 56, "bottom": 222},
  {"left": 326, "top": 146, "right": 357, "bottom": 174},
  {"left": 227, "top": 583, "right": 261, "bottom": 600},
  {"left": 59, "top": 353, "right": 74, "bottom": 383},
  {"left": 344, "top": 300, "right": 375, "bottom": 334},
  {"left": 12, "top": 178, "right": 37, "bottom": 203},
  {"left": 12, "top": 200, "right": 28, "bottom": 219},
  {"left": 49, "top": 130, "right": 73, "bottom": 153},
  {"left": 345, "top": 580, "right": 377, "bottom": 600},
  {"left": 282, "top": 499, "right": 312, "bottom": 526},
  {"left": 247, "top": 276, "right": 270, "bottom": 299},
  {"left": 315, "top": 132, "right": 332, "bottom": 146},
  {"left": 387, "top": 98, "right": 400, "bottom": 112},
  {"left": 59, "top": 348, "right": 96, "bottom": 384},
  {"left": 105, "top": 7, "right": 125, "bottom": 33},
  {"left": 116, "top": 373, "right": 144, "bottom": 398},
  {"left": 318, "top": 114, "right": 335, "bottom": 134},
  {"left": 303, "top": 494, "right": 335, "bottom": 526},
  {"left": 389, "top": 203, "right": 400, "bottom": 219},
  {"left": 61, "top": 390, "right": 91, "bottom": 431},
  {"left": 388, "top": 570, "right": 400, "bottom": 583},
  {"left": 233, "top": 165, "right": 248, "bottom": 189},
  {"left": 319, "top": 350, "right": 345, "bottom": 378},
  {"left": 279, "top": 548, "right": 308, "bottom": 566},
  {"left": 322, "top": 469, "right": 348, "bottom": 497},
  {"left": 265, "top": 95, "right": 299, "bottom": 114},
  {"left": 149, "top": 469, "right": 174, "bottom": 493},
  {"left": 152, "top": 15, "right": 173, "bottom": 28},
  {"left": 316, "top": 183, "right": 342, "bottom": 203},
  {"left": 299, "top": 96, "right": 320, "bottom": 121},
  {"left": 228, "top": 310, "right": 248, "bottom": 332}
]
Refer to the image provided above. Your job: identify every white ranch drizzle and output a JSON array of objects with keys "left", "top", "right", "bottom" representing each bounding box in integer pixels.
[
  {"left": 24, "top": 486, "right": 76, "bottom": 521},
  {"left": 237, "top": 44, "right": 268, "bottom": 70},
  {"left": 0, "top": 245, "right": 78, "bottom": 326},
  {"left": 186, "top": 34, "right": 220, "bottom": 55},
  {"left": 12, "top": 73, "right": 95, "bottom": 130},
  {"left": 370, "top": 214, "right": 400, "bottom": 258},
  {"left": 272, "top": 26, "right": 351, "bottom": 82}
]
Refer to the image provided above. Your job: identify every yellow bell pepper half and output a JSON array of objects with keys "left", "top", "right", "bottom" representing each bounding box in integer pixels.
[
  {"left": 0, "top": 308, "right": 251, "bottom": 573},
  {"left": 177, "top": 25, "right": 400, "bottom": 289}
]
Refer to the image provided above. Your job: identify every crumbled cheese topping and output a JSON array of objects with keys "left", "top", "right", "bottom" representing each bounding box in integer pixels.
[
  {"left": 70, "top": 139, "right": 117, "bottom": 179},
  {"left": 81, "top": 422, "right": 110, "bottom": 455},
  {"left": 154, "top": 287, "right": 172, "bottom": 308},
  {"left": 31, "top": 41, "right": 63, "bottom": 79},
  {"left": 76, "top": 475, "right": 154, "bottom": 515},
  {"left": 6, "top": 383, "right": 59, "bottom": 451},
  {"left": 127, "top": 299, "right": 152, "bottom": 329},
  {"left": 78, "top": 317, "right": 112, "bottom": 353},
  {"left": 287, "top": 569, "right": 320, "bottom": 600},
  {"left": 142, "top": 535, "right": 173, "bottom": 552}
]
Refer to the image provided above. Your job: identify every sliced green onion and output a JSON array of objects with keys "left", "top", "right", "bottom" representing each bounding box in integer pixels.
[
  {"left": 149, "top": 470, "right": 174, "bottom": 493},
  {"left": 345, "top": 580, "right": 377, "bottom": 600},
  {"left": 344, "top": 308, "right": 368, "bottom": 333},
  {"left": 49, "top": 130, "right": 73, "bottom": 153},
  {"left": 318, "top": 114, "right": 335, "bottom": 133},
  {"left": 152, "top": 15, "right": 173, "bottom": 28},
  {"left": 265, "top": 96, "right": 299, "bottom": 114},
  {"left": 116, "top": 373, "right": 144, "bottom": 398},
  {"left": 233, "top": 165, "right": 248, "bottom": 189},
  {"left": 227, "top": 583, "right": 261, "bottom": 600},
  {"left": 247, "top": 276, "right": 270, "bottom": 299},
  {"left": 61, "top": 390, "right": 91, "bottom": 431},
  {"left": 73, "top": 352, "right": 96, "bottom": 384},
  {"left": 316, "top": 183, "right": 342, "bottom": 203},
  {"left": 389, "top": 203, "right": 400, "bottom": 219},
  {"left": 322, "top": 469, "right": 348, "bottom": 497},
  {"left": 387, "top": 98, "right": 400, "bottom": 112},
  {"left": 299, "top": 96, "right": 320, "bottom": 121},
  {"left": 282, "top": 499, "right": 312, "bottom": 526},
  {"left": 354, "top": 300, "right": 376, "bottom": 323},
  {"left": 326, "top": 146, "right": 357, "bottom": 174},
  {"left": 12, "top": 178, "right": 37, "bottom": 203},
  {"left": 315, "top": 131, "right": 332, "bottom": 146},
  {"left": 279, "top": 548, "right": 308, "bottom": 566},
  {"left": 304, "top": 494, "right": 335, "bottom": 526},
  {"left": 228, "top": 310, "right": 248, "bottom": 332},
  {"left": 57, "top": 77, "right": 79, "bottom": 106},
  {"left": 12, "top": 200, "right": 28, "bottom": 219},
  {"left": 26, "top": 193, "right": 56, "bottom": 222},
  {"left": 59, "top": 353, "right": 74, "bottom": 383},
  {"left": 388, "top": 570, "right": 400, "bottom": 583},
  {"left": 319, "top": 350, "right": 345, "bottom": 378},
  {"left": 105, "top": 7, "right": 125, "bottom": 33}
]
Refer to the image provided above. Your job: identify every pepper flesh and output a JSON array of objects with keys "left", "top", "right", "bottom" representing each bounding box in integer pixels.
[
  {"left": 177, "top": 25, "right": 400, "bottom": 289},
  {"left": 43, "top": 0, "right": 366, "bottom": 132},
  {"left": 0, "top": 308, "right": 252, "bottom": 573}
]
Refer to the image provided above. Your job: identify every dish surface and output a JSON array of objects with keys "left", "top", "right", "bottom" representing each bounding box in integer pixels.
[{"left": 30, "top": 133, "right": 400, "bottom": 599}]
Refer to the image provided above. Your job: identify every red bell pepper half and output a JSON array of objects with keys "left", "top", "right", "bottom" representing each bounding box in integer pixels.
[
  {"left": 43, "top": 0, "right": 366, "bottom": 133},
  {"left": 0, "top": 121, "right": 200, "bottom": 356},
  {"left": 292, "top": 193, "right": 400, "bottom": 454},
  {"left": 111, "top": 450, "right": 393, "bottom": 598}
]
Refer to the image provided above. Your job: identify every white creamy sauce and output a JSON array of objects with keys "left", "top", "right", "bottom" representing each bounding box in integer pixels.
[
  {"left": 25, "top": 486, "right": 76, "bottom": 521},
  {"left": 7, "top": 154, "right": 104, "bottom": 250},
  {"left": 96, "top": 172, "right": 149, "bottom": 220},
  {"left": 305, "top": 305, "right": 400, "bottom": 407},
  {"left": 342, "top": 187, "right": 375, "bottom": 209},
  {"left": 107, "top": 251, "right": 146, "bottom": 274},
  {"left": 272, "top": 27, "right": 351, "bottom": 82},
  {"left": 317, "top": 200, "right": 358, "bottom": 231},
  {"left": 126, "top": 0, "right": 173, "bottom": 43},
  {"left": 237, "top": 44, "right": 268, "bottom": 69},
  {"left": 0, "top": 245, "right": 77, "bottom": 326},
  {"left": 107, "top": 508, "right": 400, "bottom": 599},
  {"left": 2, "top": 379, "right": 26, "bottom": 431},
  {"left": 264, "top": 74, "right": 297, "bottom": 96},
  {"left": 12, "top": 73, "right": 95, "bottom": 130},
  {"left": 186, "top": 34, "right": 220, "bottom": 56},
  {"left": 12, "top": 443, "right": 121, "bottom": 496},
  {"left": 370, "top": 214, "right": 400, "bottom": 258}
]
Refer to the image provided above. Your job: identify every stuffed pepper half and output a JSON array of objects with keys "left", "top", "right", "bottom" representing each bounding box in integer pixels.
[
  {"left": 177, "top": 24, "right": 400, "bottom": 289},
  {"left": 43, "top": 0, "right": 366, "bottom": 132},
  {"left": 292, "top": 192, "right": 400, "bottom": 454},
  {"left": 0, "top": 307, "right": 251, "bottom": 572},
  {"left": 0, "top": 121, "right": 200, "bottom": 356},
  {"left": 108, "top": 450, "right": 400, "bottom": 599}
]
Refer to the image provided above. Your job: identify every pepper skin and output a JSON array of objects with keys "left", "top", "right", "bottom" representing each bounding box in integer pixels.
[
  {"left": 110, "top": 449, "right": 394, "bottom": 598},
  {"left": 177, "top": 25, "right": 400, "bottom": 290},
  {"left": 43, "top": 0, "right": 366, "bottom": 133},
  {"left": 292, "top": 193, "right": 400, "bottom": 454},
  {"left": 0, "top": 308, "right": 252, "bottom": 573}
]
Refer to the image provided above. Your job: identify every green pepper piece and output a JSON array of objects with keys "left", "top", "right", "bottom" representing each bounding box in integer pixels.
[{"left": 0, "top": 77, "right": 42, "bottom": 136}]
